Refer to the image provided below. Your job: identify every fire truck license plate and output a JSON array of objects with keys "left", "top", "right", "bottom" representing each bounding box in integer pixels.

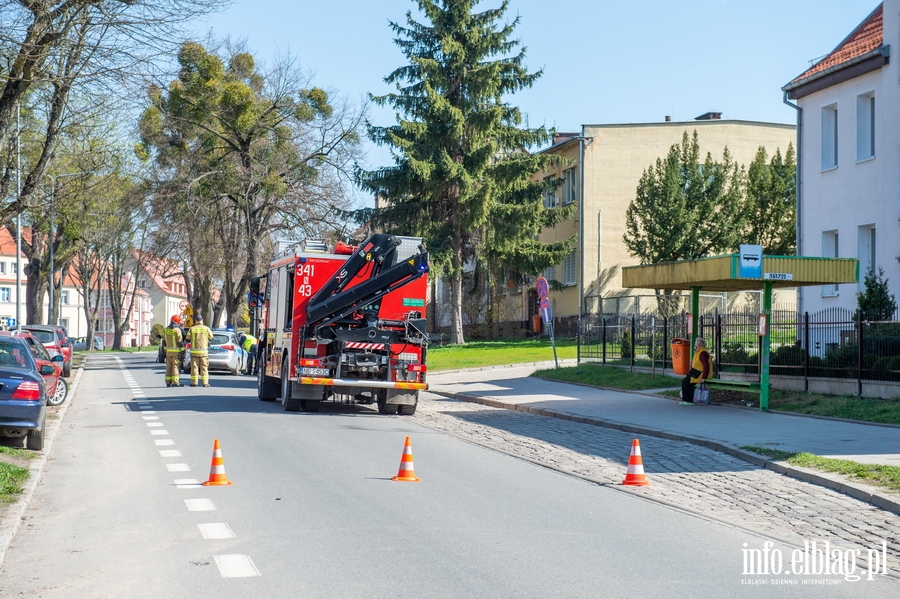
[{"left": 300, "top": 367, "right": 330, "bottom": 376}]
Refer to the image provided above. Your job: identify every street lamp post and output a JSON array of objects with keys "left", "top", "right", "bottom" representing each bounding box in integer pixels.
[{"left": 47, "top": 171, "right": 87, "bottom": 326}]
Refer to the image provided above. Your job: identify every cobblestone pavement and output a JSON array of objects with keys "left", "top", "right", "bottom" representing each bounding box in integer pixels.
[{"left": 412, "top": 392, "right": 900, "bottom": 576}]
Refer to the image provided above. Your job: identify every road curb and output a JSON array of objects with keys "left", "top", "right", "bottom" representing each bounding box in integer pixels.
[
  {"left": 0, "top": 360, "right": 85, "bottom": 569},
  {"left": 432, "top": 389, "right": 900, "bottom": 518}
]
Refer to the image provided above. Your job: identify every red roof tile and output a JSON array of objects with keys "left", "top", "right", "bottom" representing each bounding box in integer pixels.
[{"left": 790, "top": 4, "right": 883, "bottom": 85}]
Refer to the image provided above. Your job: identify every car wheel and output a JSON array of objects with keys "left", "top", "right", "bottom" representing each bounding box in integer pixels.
[
  {"left": 47, "top": 378, "right": 69, "bottom": 407},
  {"left": 26, "top": 412, "right": 45, "bottom": 451},
  {"left": 63, "top": 362, "right": 72, "bottom": 378}
]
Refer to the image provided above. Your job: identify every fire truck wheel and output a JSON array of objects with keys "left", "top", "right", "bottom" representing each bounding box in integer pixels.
[
  {"left": 376, "top": 390, "right": 398, "bottom": 415},
  {"left": 398, "top": 398, "right": 418, "bottom": 416},
  {"left": 257, "top": 351, "right": 279, "bottom": 401},
  {"left": 281, "top": 361, "right": 301, "bottom": 412}
]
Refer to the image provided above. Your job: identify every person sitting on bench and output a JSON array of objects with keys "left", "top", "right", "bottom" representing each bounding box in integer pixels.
[{"left": 681, "top": 337, "right": 710, "bottom": 405}]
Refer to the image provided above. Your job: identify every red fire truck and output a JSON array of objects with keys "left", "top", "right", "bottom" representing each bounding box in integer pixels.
[{"left": 252, "top": 234, "right": 430, "bottom": 414}]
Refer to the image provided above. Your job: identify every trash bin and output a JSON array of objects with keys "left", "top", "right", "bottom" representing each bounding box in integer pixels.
[
  {"left": 670, "top": 338, "right": 690, "bottom": 375},
  {"left": 532, "top": 314, "right": 542, "bottom": 334}
]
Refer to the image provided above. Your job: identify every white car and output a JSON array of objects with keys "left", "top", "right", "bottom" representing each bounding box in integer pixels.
[{"left": 182, "top": 330, "right": 248, "bottom": 375}]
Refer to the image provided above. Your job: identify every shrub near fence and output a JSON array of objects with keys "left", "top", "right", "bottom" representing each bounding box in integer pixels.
[{"left": 578, "top": 307, "right": 900, "bottom": 393}]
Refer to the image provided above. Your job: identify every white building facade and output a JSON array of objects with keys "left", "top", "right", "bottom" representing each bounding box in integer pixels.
[{"left": 784, "top": 2, "right": 899, "bottom": 315}]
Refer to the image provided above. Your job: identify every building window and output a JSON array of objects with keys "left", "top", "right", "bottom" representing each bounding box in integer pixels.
[
  {"left": 11, "top": 263, "right": 17, "bottom": 275},
  {"left": 59, "top": 318, "right": 69, "bottom": 330},
  {"left": 822, "top": 230, "right": 839, "bottom": 296},
  {"left": 542, "top": 175, "right": 557, "bottom": 209},
  {"left": 562, "top": 252, "right": 577, "bottom": 286},
  {"left": 543, "top": 266, "right": 556, "bottom": 283},
  {"left": 561, "top": 168, "right": 577, "bottom": 206},
  {"left": 0, "top": 288, "right": 9, "bottom": 302},
  {"left": 856, "top": 92, "right": 875, "bottom": 161},
  {"left": 857, "top": 225, "right": 876, "bottom": 292},
  {"left": 0, "top": 262, "right": 5, "bottom": 275},
  {"left": 61, "top": 290, "right": 69, "bottom": 305},
  {"left": 821, "top": 104, "right": 838, "bottom": 170}
]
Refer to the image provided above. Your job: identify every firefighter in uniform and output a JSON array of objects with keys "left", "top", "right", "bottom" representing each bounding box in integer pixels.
[
  {"left": 237, "top": 332, "right": 257, "bottom": 376},
  {"left": 188, "top": 314, "right": 214, "bottom": 387},
  {"left": 163, "top": 315, "right": 184, "bottom": 387}
]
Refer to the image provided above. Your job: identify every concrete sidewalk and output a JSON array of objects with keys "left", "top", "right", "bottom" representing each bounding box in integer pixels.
[{"left": 427, "top": 362, "right": 900, "bottom": 513}]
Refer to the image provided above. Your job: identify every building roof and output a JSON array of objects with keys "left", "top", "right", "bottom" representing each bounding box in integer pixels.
[
  {"left": 786, "top": 4, "right": 884, "bottom": 89},
  {"left": 131, "top": 249, "right": 187, "bottom": 298}
]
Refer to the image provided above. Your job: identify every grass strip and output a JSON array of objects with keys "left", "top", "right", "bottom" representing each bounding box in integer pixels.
[
  {"left": 742, "top": 446, "right": 900, "bottom": 494},
  {"left": 429, "top": 339, "right": 577, "bottom": 372},
  {"left": 0, "top": 461, "right": 30, "bottom": 503},
  {"left": 533, "top": 363, "right": 679, "bottom": 390},
  {"left": 765, "top": 391, "right": 900, "bottom": 425}
]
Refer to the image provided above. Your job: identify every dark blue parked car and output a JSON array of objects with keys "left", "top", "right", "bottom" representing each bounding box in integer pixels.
[{"left": 0, "top": 335, "right": 52, "bottom": 451}]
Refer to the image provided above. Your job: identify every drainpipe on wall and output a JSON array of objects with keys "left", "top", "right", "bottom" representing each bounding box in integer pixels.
[
  {"left": 783, "top": 91, "right": 802, "bottom": 314},
  {"left": 577, "top": 130, "right": 590, "bottom": 363}
]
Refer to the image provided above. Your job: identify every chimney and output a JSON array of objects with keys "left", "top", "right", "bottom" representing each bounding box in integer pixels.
[
  {"left": 695, "top": 111, "right": 722, "bottom": 121},
  {"left": 665, "top": 115, "right": 671, "bottom": 122}
]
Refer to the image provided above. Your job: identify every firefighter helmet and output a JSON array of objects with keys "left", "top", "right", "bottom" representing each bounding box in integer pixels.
[{"left": 170, "top": 315, "right": 181, "bottom": 325}]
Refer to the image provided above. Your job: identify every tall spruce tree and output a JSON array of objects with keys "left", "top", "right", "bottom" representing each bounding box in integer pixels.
[
  {"left": 357, "top": 0, "right": 572, "bottom": 345},
  {"left": 744, "top": 144, "right": 796, "bottom": 255}
]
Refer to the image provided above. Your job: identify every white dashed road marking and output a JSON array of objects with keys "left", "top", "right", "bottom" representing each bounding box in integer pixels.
[
  {"left": 198, "top": 523, "right": 235, "bottom": 540},
  {"left": 117, "top": 355, "right": 261, "bottom": 580},
  {"left": 214, "top": 554, "right": 260, "bottom": 578},
  {"left": 185, "top": 499, "right": 216, "bottom": 511}
]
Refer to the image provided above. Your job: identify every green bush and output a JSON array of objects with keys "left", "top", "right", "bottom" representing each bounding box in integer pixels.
[
  {"left": 150, "top": 324, "right": 165, "bottom": 344},
  {"left": 771, "top": 344, "right": 806, "bottom": 366},
  {"left": 620, "top": 330, "right": 633, "bottom": 359}
]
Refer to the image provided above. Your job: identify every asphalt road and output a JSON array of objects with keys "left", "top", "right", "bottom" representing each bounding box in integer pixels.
[{"left": 0, "top": 353, "right": 896, "bottom": 597}]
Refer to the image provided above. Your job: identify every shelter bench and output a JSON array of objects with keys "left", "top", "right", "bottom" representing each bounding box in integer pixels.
[{"left": 705, "top": 379, "right": 761, "bottom": 394}]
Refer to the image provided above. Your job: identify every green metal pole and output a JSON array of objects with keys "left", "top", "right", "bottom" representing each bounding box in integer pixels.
[
  {"left": 691, "top": 287, "right": 700, "bottom": 348},
  {"left": 760, "top": 281, "right": 772, "bottom": 411}
]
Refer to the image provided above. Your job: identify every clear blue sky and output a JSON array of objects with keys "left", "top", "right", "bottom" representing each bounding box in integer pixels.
[{"left": 195, "top": 0, "right": 879, "bottom": 198}]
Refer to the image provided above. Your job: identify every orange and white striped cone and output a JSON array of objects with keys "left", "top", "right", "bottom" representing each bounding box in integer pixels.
[
  {"left": 391, "top": 436, "right": 420, "bottom": 482},
  {"left": 621, "top": 438, "right": 649, "bottom": 486},
  {"left": 202, "top": 439, "right": 233, "bottom": 486}
]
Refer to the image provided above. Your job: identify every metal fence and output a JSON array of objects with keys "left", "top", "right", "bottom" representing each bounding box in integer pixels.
[{"left": 579, "top": 308, "right": 900, "bottom": 393}]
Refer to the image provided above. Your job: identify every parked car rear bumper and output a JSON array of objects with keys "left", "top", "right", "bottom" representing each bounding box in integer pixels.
[{"left": 0, "top": 401, "right": 46, "bottom": 432}]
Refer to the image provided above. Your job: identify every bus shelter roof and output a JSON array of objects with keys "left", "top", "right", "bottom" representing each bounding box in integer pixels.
[{"left": 622, "top": 254, "right": 859, "bottom": 292}]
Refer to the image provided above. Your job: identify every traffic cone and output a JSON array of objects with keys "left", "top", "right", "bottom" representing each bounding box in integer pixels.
[
  {"left": 202, "top": 439, "right": 233, "bottom": 486},
  {"left": 621, "top": 439, "right": 649, "bottom": 486},
  {"left": 391, "top": 436, "right": 420, "bottom": 482}
]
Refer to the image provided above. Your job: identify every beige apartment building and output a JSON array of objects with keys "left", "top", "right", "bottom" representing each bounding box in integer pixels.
[{"left": 523, "top": 115, "right": 796, "bottom": 334}]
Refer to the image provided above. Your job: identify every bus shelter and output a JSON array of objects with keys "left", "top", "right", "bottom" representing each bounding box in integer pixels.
[{"left": 622, "top": 253, "right": 858, "bottom": 410}]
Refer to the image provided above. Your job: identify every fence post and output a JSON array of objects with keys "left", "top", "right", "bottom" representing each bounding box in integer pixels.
[
  {"left": 857, "top": 311, "right": 863, "bottom": 397},
  {"left": 630, "top": 315, "right": 636, "bottom": 371},
  {"left": 715, "top": 312, "right": 722, "bottom": 377},
  {"left": 602, "top": 317, "right": 607, "bottom": 366},
  {"left": 803, "top": 312, "right": 809, "bottom": 392},
  {"left": 663, "top": 316, "right": 668, "bottom": 375}
]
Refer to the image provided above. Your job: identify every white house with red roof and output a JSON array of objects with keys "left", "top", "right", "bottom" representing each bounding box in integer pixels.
[
  {"left": 130, "top": 250, "right": 189, "bottom": 327},
  {"left": 783, "top": 2, "right": 898, "bottom": 315},
  {"left": 0, "top": 227, "right": 87, "bottom": 335}
]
